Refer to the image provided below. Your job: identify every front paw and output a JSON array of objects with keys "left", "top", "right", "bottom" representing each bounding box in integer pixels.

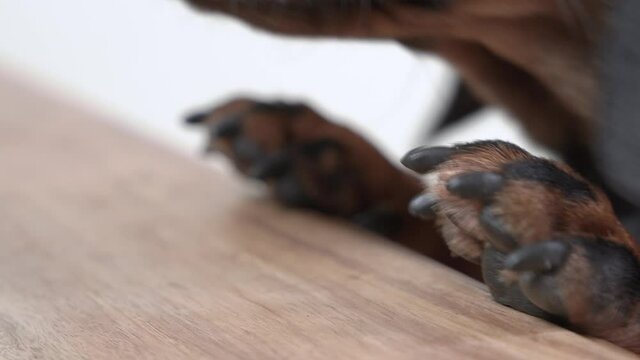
[
  {"left": 186, "top": 98, "right": 419, "bottom": 235},
  {"left": 402, "top": 141, "right": 640, "bottom": 339}
]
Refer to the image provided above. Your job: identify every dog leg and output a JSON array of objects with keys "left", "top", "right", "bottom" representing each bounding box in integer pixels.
[
  {"left": 404, "top": 140, "right": 640, "bottom": 352},
  {"left": 187, "top": 98, "right": 481, "bottom": 277}
]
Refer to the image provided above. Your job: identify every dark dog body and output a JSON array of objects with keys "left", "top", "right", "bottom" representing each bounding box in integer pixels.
[{"left": 183, "top": 0, "right": 640, "bottom": 353}]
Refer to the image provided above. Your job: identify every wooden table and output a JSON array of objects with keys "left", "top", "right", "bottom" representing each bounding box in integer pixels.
[{"left": 0, "top": 72, "right": 633, "bottom": 359}]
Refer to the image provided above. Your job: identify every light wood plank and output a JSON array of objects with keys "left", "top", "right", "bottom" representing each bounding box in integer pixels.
[{"left": 0, "top": 72, "right": 633, "bottom": 359}]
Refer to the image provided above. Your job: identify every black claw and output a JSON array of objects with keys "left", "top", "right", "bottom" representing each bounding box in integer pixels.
[
  {"left": 481, "top": 247, "right": 554, "bottom": 319},
  {"left": 446, "top": 172, "right": 504, "bottom": 200},
  {"left": 233, "top": 138, "right": 263, "bottom": 163},
  {"left": 408, "top": 193, "right": 438, "bottom": 219},
  {"left": 211, "top": 116, "right": 242, "bottom": 138},
  {"left": 401, "top": 146, "right": 454, "bottom": 174},
  {"left": 185, "top": 111, "right": 209, "bottom": 125},
  {"left": 247, "top": 152, "right": 291, "bottom": 180},
  {"left": 480, "top": 207, "right": 518, "bottom": 253},
  {"left": 505, "top": 241, "right": 570, "bottom": 272}
]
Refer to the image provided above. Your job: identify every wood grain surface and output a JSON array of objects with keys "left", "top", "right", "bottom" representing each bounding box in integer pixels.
[{"left": 0, "top": 72, "right": 634, "bottom": 359}]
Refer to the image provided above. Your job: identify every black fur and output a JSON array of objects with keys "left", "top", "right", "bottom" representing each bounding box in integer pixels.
[
  {"left": 581, "top": 237, "right": 640, "bottom": 314},
  {"left": 504, "top": 160, "right": 595, "bottom": 201}
]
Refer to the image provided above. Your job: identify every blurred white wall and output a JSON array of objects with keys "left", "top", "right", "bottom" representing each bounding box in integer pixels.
[{"left": 0, "top": 0, "right": 541, "bottom": 161}]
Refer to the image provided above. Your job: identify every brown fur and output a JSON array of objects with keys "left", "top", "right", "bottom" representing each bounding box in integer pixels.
[
  {"left": 195, "top": 99, "right": 482, "bottom": 278},
  {"left": 423, "top": 141, "right": 637, "bottom": 256},
  {"left": 186, "top": 0, "right": 605, "bottom": 153}
]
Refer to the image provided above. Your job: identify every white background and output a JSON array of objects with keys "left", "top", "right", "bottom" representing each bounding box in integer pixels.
[{"left": 0, "top": 0, "right": 542, "bottom": 162}]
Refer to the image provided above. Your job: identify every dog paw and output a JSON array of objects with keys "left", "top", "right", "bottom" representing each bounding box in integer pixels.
[
  {"left": 186, "top": 98, "right": 419, "bottom": 235},
  {"left": 402, "top": 141, "right": 640, "bottom": 336}
]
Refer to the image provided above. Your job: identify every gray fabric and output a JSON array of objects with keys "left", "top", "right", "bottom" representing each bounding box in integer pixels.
[{"left": 599, "top": 0, "right": 640, "bottom": 208}]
